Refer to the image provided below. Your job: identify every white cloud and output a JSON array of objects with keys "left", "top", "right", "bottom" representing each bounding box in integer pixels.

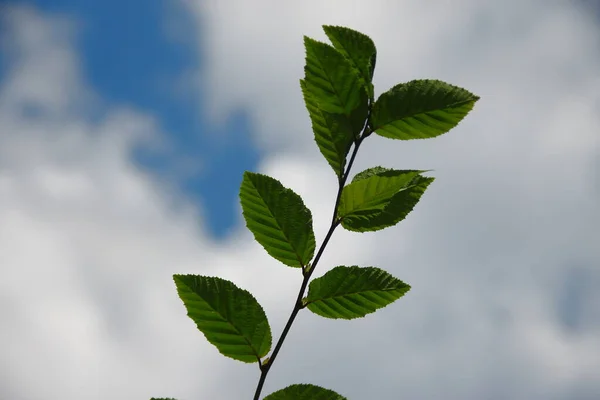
[{"left": 0, "top": 5, "right": 223, "bottom": 400}]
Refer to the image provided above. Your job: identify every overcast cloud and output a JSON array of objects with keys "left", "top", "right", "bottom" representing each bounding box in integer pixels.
[{"left": 1, "top": 1, "right": 599, "bottom": 399}]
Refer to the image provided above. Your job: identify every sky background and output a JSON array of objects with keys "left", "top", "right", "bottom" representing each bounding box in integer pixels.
[{"left": 0, "top": 1, "right": 599, "bottom": 399}]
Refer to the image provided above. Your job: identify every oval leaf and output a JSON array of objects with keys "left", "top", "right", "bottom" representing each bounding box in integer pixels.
[
  {"left": 240, "top": 172, "right": 315, "bottom": 268},
  {"left": 341, "top": 175, "right": 434, "bottom": 232},
  {"left": 370, "top": 79, "right": 479, "bottom": 140},
  {"left": 322, "top": 25, "right": 377, "bottom": 100},
  {"left": 338, "top": 168, "right": 424, "bottom": 220},
  {"left": 303, "top": 36, "right": 368, "bottom": 135},
  {"left": 305, "top": 266, "right": 410, "bottom": 319},
  {"left": 173, "top": 274, "right": 272, "bottom": 363},
  {"left": 300, "top": 79, "right": 354, "bottom": 178},
  {"left": 351, "top": 165, "right": 395, "bottom": 183},
  {"left": 264, "top": 384, "right": 347, "bottom": 400}
]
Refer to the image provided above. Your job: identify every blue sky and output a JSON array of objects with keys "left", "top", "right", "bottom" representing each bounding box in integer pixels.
[
  {"left": 1, "top": 1, "right": 599, "bottom": 400},
  {"left": 9, "top": 0, "right": 261, "bottom": 239}
]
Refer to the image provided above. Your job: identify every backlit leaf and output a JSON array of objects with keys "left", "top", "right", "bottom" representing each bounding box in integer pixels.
[
  {"left": 240, "top": 172, "right": 315, "bottom": 268},
  {"left": 305, "top": 266, "right": 410, "bottom": 319},
  {"left": 337, "top": 168, "right": 433, "bottom": 232},
  {"left": 301, "top": 79, "right": 354, "bottom": 177},
  {"left": 338, "top": 168, "right": 422, "bottom": 218},
  {"left": 322, "top": 25, "right": 376, "bottom": 100},
  {"left": 303, "top": 36, "right": 368, "bottom": 135},
  {"left": 173, "top": 275, "right": 271, "bottom": 363},
  {"left": 264, "top": 384, "right": 347, "bottom": 400},
  {"left": 370, "top": 79, "right": 479, "bottom": 139}
]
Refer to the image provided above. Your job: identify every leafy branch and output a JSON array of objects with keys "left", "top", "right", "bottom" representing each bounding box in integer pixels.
[
  {"left": 152, "top": 25, "right": 479, "bottom": 400},
  {"left": 253, "top": 122, "right": 365, "bottom": 399}
]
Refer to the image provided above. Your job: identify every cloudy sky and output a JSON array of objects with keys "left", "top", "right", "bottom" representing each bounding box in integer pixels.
[{"left": 1, "top": 0, "right": 599, "bottom": 399}]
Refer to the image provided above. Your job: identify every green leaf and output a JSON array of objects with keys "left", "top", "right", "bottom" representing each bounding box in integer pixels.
[
  {"left": 263, "top": 384, "right": 347, "bottom": 400},
  {"left": 303, "top": 36, "right": 368, "bottom": 135},
  {"left": 173, "top": 275, "right": 271, "bottom": 363},
  {"left": 322, "top": 25, "right": 376, "bottom": 100},
  {"left": 300, "top": 79, "right": 354, "bottom": 177},
  {"left": 339, "top": 168, "right": 423, "bottom": 218},
  {"left": 370, "top": 79, "right": 479, "bottom": 140},
  {"left": 240, "top": 172, "right": 315, "bottom": 268},
  {"left": 305, "top": 266, "right": 410, "bottom": 319},
  {"left": 338, "top": 168, "right": 434, "bottom": 232},
  {"left": 351, "top": 165, "right": 395, "bottom": 183},
  {"left": 344, "top": 176, "right": 434, "bottom": 232}
]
